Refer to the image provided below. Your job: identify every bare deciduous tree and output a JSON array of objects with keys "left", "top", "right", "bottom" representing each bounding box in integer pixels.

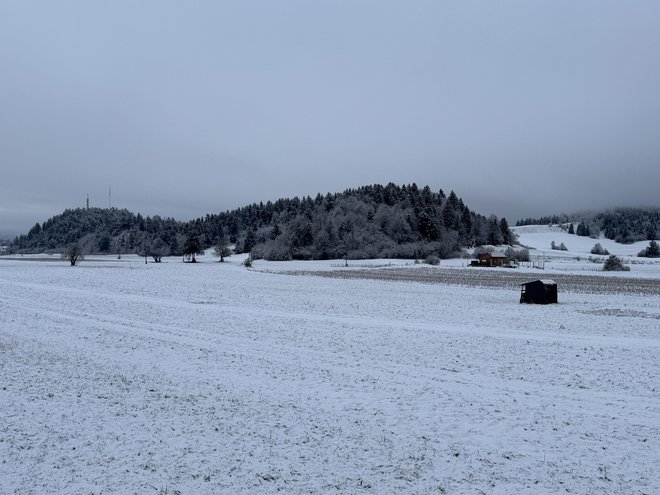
[{"left": 65, "top": 243, "right": 83, "bottom": 266}]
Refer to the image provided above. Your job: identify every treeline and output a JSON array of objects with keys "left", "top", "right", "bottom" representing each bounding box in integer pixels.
[
  {"left": 596, "top": 208, "right": 658, "bottom": 243},
  {"left": 9, "top": 183, "right": 516, "bottom": 260},
  {"left": 516, "top": 207, "right": 659, "bottom": 244},
  {"left": 516, "top": 214, "right": 570, "bottom": 226}
]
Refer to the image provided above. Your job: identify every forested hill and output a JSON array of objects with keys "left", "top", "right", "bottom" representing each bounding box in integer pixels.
[
  {"left": 11, "top": 208, "right": 183, "bottom": 256},
  {"left": 516, "top": 207, "right": 660, "bottom": 244},
  {"left": 9, "top": 183, "right": 514, "bottom": 260}
]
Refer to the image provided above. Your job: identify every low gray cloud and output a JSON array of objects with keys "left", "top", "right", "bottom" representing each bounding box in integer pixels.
[{"left": 1, "top": 1, "right": 659, "bottom": 237}]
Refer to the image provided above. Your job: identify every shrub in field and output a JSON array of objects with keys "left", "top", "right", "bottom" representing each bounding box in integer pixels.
[
  {"left": 504, "top": 246, "right": 530, "bottom": 261},
  {"left": 425, "top": 255, "right": 440, "bottom": 265},
  {"left": 603, "top": 255, "right": 630, "bottom": 271},
  {"left": 264, "top": 245, "right": 291, "bottom": 261},
  {"left": 591, "top": 243, "right": 609, "bottom": 255}
]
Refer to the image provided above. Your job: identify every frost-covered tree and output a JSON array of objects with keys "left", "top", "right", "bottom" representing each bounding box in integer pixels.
[
  {"left": 499, "top": 217, "right": 512, "bottom": 245},
  {"left": 242, "top": 229, "right": 256, "bottom": 254},
  {"left": 212, "top": 226, "right": 231, "bottom": 262},
  {"left": 149, "top": 237, "right": 170, "bottom": 262},
  {"left": 576, "top": 223, "right": 590, "bottom": 236},
  {"left": 183, "top": 234, "right": 204, "bottom": 262},
  {"left": 65, "top": 242, "right": 83, "bottom": 266},
  {"left": 590, "top": 243, "right": 609, "bottom": 255},
  {"left": 98, "top": 235, "right": 111, "bottom": 252},
  {"left": 214, "top": 242, "right": 232, "bottom": 262},
  {"left": 603, "top": 255, "right": 629, "bottom": 271},
  {"left": 505, "top": 246, "right": 529, "bottom": 261},
  {"left": 487, "top": 216, "right": 504, "bottom": 245},
  {"left": 638, "top": 240, "right": 660, "bottom": 258}
]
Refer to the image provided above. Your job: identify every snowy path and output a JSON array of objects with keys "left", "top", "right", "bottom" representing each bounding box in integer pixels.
[{"left": 1, "top": 259, "right": 659, "bottom": 494}]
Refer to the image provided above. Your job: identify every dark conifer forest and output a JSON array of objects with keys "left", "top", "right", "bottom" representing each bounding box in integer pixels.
[{"left": 9, "top": 183, "right": 514, "bottom": 260}]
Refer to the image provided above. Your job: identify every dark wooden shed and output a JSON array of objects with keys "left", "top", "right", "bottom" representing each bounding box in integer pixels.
[{"left": 520, "top": 279, "right": 558, "bottom": 304}]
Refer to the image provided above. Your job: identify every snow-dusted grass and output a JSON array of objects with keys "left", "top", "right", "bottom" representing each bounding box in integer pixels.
[
  {"left": 1, "top": 251, "right": 659, "bottom": 495},
  {"left": 507, "top": 225, "right": 660, "bottom": 278},
  {"left": 514, "top": 224, "right": 655, "bottom": 257}
]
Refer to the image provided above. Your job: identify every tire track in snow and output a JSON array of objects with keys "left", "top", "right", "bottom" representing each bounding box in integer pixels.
[{"left": 2, "top": 277, "right": 659, "bottom": 350}]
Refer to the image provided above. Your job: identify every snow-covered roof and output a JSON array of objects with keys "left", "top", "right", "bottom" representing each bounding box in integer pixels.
[
  {"left": 521, "top": 279, "right": 557, "bottom": 285},
  {"left": 480, "top": 252, "right": 507, "bottom": 258}
]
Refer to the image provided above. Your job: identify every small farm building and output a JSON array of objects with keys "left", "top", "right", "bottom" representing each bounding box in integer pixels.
[
  {"left": 520, "top": 279, "right": 558, "bottom": 304},
  {"left": 474, "top": 252, "right": 508, "bottom": 267}
]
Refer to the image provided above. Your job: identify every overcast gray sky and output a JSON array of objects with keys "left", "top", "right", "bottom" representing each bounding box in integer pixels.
[{"left": 1, "top": 1, "right": 659, "bottom": 237}]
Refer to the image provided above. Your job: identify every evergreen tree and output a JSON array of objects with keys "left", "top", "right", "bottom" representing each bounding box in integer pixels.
[
  {"left": 648, "top": 240, "right": 660, "bottom": 257},
  {"left": 28, "top": 222, "right": 42, "bottom": 237},
  {"left": 98, "top": 235, "right": 111, "bottom": 252},
  {"left": 243, "top": 229, "right": 256, "bottom": 254},
  {"left": 487, "top": 216, "right": 504, "bottom": 245},
  {"left": 183, "top": 234, "right": 204, "bottom": 262},
  {"left": 603, "top": 255, "right": 629, "bottom": 271},
  {"left": 639, "top": 240, "right": 660, "bottom": 258},
  {"left": 499, "top": 217, "right": 511, "bottom": 245}
]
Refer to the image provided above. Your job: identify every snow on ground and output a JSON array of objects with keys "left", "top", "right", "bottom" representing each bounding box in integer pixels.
[
  {"left": 1, "top": 236, "right": 660, "bottom": 494},
  {"left": 513, "top": 224, "right": 655, "bottom": 258},
  {"left": 510, "top": 225, "right": 660, "bottom": 278}
]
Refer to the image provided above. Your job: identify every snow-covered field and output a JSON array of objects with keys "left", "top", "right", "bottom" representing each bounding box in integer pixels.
[
  {"left": 1, "top": 228, "right": 659, "bottom": 494},
  {"left": 514, "top": 224, "right": 659, "bottom": 272}
]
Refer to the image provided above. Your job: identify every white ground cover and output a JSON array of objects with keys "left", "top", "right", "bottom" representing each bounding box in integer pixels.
[{"left": 1, "top": 246, "right": 659, "bottom": 494}]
